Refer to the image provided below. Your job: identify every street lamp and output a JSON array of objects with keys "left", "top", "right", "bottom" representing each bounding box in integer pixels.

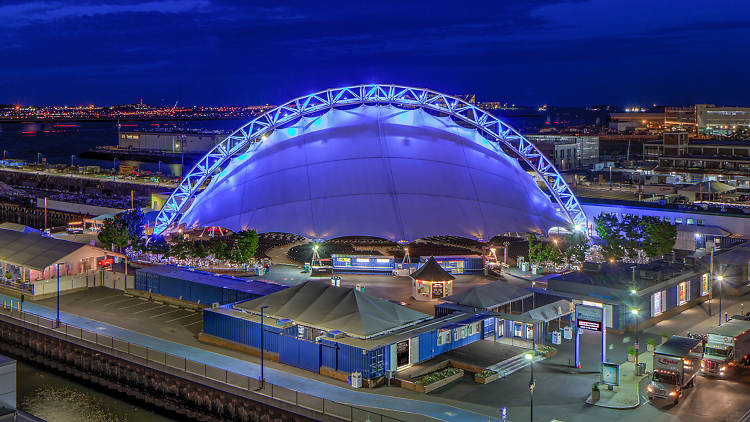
[
  {"left": 525, "top": 351, "right": 535, "bottom": 422},
  {"left": 717, "top": 275, "right": 724, "bottom": 326},
  {"left": 260, "top": 305, "right": 269, "bottom": 389},
  {"left": 56, "top": 262, "right": 63, "bottom": 328},
  {"left": 631, "top": 308, "right": 640, "bottom": 367}
]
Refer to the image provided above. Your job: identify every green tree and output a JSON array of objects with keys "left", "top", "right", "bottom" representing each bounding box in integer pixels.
[
  {"left": 114, "top": 207, "right": 145, "bottom": 241},
  {"left": 208, "top": 236, "right": 232, "bottom": 261},
  {"left": 563, "top": 232, "right": 589, "bottom": 264},
  {"left": 230, "top": 230, "right": 259, "bottom": 265},
  {"left": 595, "top": 213, "right": 626, "bottom": 261},
  {"left": 642, "top": 218, "right": 677, "bottom": 258},
  {"left": 98, "top": 218, "right": 129, "bottom": 251},
  {"left": 528, "top": 233, "right": 544, "bottom": 264}
]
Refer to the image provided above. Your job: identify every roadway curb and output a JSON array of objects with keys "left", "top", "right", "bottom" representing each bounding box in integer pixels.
[{"left": 585, "top": 392, "right": 640, "bottom": 409}]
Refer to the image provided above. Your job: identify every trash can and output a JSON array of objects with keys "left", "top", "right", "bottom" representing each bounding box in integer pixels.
[
  {"left": 350, "top": 372, "right": 362, "bottom": 388},
  {"left": 637, "top": 362, "right": 646, "bottom": 376}
]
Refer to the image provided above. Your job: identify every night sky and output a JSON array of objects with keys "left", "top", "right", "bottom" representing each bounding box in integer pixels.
[{"left": 2, "top": 0, "right": 749, "bottom": 107}]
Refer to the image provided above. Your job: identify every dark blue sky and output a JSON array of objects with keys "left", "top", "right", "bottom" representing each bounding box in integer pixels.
[{"left": 2, "top": 0, "right": 749, "bottom": 107}]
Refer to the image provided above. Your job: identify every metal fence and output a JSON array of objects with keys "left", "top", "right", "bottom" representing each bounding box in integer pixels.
[{"left": 0, "top": 304, "right": 404, "bottom": 422}]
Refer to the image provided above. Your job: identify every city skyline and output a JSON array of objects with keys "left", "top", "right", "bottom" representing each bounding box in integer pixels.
[{"left": 2, "top": 0, "right": 749, "bottom": 107}]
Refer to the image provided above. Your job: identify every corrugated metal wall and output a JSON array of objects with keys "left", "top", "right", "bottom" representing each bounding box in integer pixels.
[
  {"left": 203, "top": 309, "right": 280, "bottom": 353},
  {"left": 134, "top": 272, "right": 258, "bottom": 305}
]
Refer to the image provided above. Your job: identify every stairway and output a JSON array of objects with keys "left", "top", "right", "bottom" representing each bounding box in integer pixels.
[{"left": 486, "top": 352, "right": 544, "bottom": 378}]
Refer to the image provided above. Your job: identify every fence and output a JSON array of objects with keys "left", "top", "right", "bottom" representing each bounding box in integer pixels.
[{"left": 0, "top": 303, "right": 404, "bottom": 422}]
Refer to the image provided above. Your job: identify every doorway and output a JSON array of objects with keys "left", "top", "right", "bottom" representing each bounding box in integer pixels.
[{"left": 396, "top": 340, "right": 410, "bottom": 368}]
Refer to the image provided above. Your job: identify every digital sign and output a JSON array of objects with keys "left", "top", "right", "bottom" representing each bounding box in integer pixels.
[
  {"left": 577, "top": 319, "right": 601, "bottom": 331},
  {"left": 575, "top": 304, "right": 603, "bottom": 332}
]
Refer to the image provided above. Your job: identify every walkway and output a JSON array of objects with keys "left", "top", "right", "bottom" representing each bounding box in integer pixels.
[
  {"left": 0, "top": 293, "right": 498, "bottom": 422},
  {"left": 266, "top": 240, "right": 308, "bottom": 266},
  {"left": 586, "top": 350, "right": 653, "bottom": 409}
]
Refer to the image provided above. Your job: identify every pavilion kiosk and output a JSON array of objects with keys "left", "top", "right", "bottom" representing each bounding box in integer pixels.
[{"left": 410, "top": 256, "right": 455, "bottom": 301}]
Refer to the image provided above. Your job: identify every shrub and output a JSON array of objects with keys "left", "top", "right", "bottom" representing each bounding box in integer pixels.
[
  {"left": 592, "top": 382, "right": 600, "bottom": 391},
  {"left": 419, "top": 367, "right": 462, "bottom": 386},
  {"left": 477, "top": 370, "right": 498, "bottom": 379},
  {"left": 628, "top": 346, "right": 636, "bottom": 355},
  {"left": 647, "top": 338, "right": 655, "bottom": 346}
]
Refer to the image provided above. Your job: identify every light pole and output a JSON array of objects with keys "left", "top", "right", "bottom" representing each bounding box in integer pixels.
[
  {"left": 2, "top": 150, "right": 6, "bottom": 167},
  {"left": 525, "top": 347, "right": 535, "bottom": 422},
  {"left": 113, "top": 158, "right": 118, "bottom": 180},
  {"left": 260, "top": 305, "right": 269, "bottom": 389},
  {"left": 717, "top": 275, "right": 724, "bottom": 326},
  {"left": 56, "top": 262, "right": 63, "bottom": 328},
  {"left": 631, "top": 308, "right": 640, "bottom": 367}
]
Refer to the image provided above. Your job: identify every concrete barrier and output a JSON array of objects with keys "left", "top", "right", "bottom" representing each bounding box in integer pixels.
[
  {"left": 272, "top": 385, "right": 296, "bottom": 404},
  {"left": 205, "top": 365, "right": 226, "bottom": 382},
  {"left": 226, "top": 371, "right": 250, "bottom": 390},
  {"left": 185, "top": 359, "right": 205, "bottom": 376},
  {"left": 165, "top": 353, "right": 185, "bottom": 370}
]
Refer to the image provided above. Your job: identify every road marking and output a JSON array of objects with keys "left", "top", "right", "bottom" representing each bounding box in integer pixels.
[
  {"left": 87, "top": 294, "right": 123, "bottom": 303},
  {"left": 165, "top": 313, "right": 198, "bottom": 323},
  {"left": 99, "top": 297, "right": 140, "bottom": 306},
  {"left": 119, "top": 301, "right": 153, "bottom": 310},
  {"left": 133, "top": 305, "right": 166, "bottom": 315},
  {"left": 184, "top": 320, "right": 203, "bottom": 327},
  {"left": 151, "top": 309, "right": 182, "bottom": 318}
]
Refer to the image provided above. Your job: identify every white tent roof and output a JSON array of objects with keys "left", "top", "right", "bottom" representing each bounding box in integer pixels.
[
  {"left": 180, "top": 105, "right": 567, "bottom": 241},
  {"left": 235, "top": 281, "right": 431, "bottom": 338}
]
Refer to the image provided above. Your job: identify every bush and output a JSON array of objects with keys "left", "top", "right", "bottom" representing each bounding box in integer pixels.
[
  {"left": 592, "top": 382, "right": 600, "bottom": 391},
  {"left": 628, "top": 346, "right": 636, "bottom": 355},
  {"left": 419, "top": 367, "right": 462, "bottom": 386},
  {"left": 647, "top": 338, "right": 655, "bottom": 346},
  {"left": 477, "top": 370, "right": 498, "bottom": 379}
]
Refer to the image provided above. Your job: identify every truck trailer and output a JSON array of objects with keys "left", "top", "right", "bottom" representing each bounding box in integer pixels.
[
  {"left": 648, "top": 336, "right": 702, "bottom": 404},
  {"left": 701, "top": 318, "right": 750, "bottom": 377}
]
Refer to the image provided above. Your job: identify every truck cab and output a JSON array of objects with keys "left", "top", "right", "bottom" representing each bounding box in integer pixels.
[
  {"left": 648, "top": 336, "right": 701, "bottom": 404},
  {"left": 701, "top": 319, "right": 750, "bottom": 377}
]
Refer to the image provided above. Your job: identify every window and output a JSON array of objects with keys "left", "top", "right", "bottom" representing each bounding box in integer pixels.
[
  {"left": 496, "top": 320, "right": 504, "bottom": 337},
  {"left": 687, "top": 218, "right": 694, "bottom": 225},
  {"left": 467, "top": 324, "right": 473, "bottom": 336},
  {"left": 697, "top": 219, "right": 705, "bottom": 226},
  {"left": 678, "top": 281, "right": 690, "bottom": 305},
  {"left": 675, "top": 218, "right": 683, "bottom": 224},
  {"left": 652, "top": 290, "right": 665, "bottom": 316},
  {"left": 526, "top": 324, "right": 534, "bottom": 340},
  {"left": 701, "top": 274, "right": 710, "bottom": 296},
  {"left": 437, "top": 329, "right": 451, "bottom": 346},
  {"left": 663, "top": 217, "right": 671, "bottom": 222},
  {"left": 514, "top": 322, "right": 523, "bottom": 337}
]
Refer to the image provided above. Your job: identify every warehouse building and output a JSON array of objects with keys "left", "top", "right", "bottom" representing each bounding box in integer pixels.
[
  {"left": 134, "top": 265, "right": 286, "bottom": 305},
  {"left": 201, "top": 281, "right": 544, "bottom": 385}
]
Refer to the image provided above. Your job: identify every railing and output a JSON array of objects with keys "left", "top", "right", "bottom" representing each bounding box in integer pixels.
[{"left": 0, "top": 304, "right": 404, "bottom": 422}]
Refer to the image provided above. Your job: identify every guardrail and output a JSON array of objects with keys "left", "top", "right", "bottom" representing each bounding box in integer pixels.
[{"left": 0, "top": 304, "right": 403, "bottom": 422}]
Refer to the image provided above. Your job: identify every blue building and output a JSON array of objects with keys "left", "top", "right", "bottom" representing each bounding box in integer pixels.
[
  {"left": 541, "top": 260, "right": 708, "bottom": 332},
  {"left": 201, "top": 281, "right": 544, "bottom": 385},
  {"left": 134, "top": 265, "right": 286, "bottom": 305}
]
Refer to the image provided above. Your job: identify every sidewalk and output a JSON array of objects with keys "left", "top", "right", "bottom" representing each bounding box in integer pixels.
[
  {"left": 0, "top": 292, "right": 498, "bottom": 422},
  {"left": 585, "top": 349, "right": 653, "bottom": 409}
]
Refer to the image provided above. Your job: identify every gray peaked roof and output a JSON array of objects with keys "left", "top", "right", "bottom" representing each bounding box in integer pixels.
[
  {"left": 235, "top": 281, "right": 431, "bottom": 338},
  {"left": 0, "top": 228, "right": 105, "bottom": 271},
  {"left": 410, "top": 256, "right": 455, "bottom": 282},
  {"left": 442, "top": 280, "right": 532, "bottom": 309}
]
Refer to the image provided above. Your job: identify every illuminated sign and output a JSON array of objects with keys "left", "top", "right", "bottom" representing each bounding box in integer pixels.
[
  {"left": 577, "top": 320, "right": 601, "bottom": 331},
  {"left": 575, "top": 304, "right": 603, "bottom": 331},
  {"left": 601, "top": 362, "right": 619, "bottom": 386}
]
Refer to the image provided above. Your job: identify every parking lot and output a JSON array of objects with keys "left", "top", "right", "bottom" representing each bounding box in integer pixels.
[{"left": 36, "top": 287, "right": 203, "bottom": 344}]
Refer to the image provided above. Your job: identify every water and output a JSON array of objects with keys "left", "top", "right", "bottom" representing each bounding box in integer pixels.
[
  {"left": 0, "top": 119, "right": 245, "bottom": 175},
  {"left": 16, "top": 360, "right": 175, "bottom": 422}
]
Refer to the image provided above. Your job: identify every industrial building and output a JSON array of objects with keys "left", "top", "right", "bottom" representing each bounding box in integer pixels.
[
  {"left": 119, "top": 129, "right": 229, "bottom": 153},
  {"left": 525, "top": 134, "right": 600, "bottom": 170},
  {"left": 201, "top": 281, "right": 546, "bottom": 384},
  {"left": 133, "top": 265, "right": 286, "bottom": 305},
  {"left": 696, "top": 104, "right": 750, "bottom": 135}
]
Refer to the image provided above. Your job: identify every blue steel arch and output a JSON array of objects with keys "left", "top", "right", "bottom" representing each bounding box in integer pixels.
[{"left": 153, "top": 84, "right": 586, "bottom": 236}]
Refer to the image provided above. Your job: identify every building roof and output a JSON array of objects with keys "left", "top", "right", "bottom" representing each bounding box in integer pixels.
[
  {"left": 136, "top": 265, "right": 287, "bottom": 297},
  {"left": 234, "top": 281, "right": 431, "bottom": 338},
  {"left": 678, "top": 181, "right": 736, "bottom": 194},
  {"left": 410, "top": 256, "right": 455, "bottom": 282},
  {"left": 0, "top": 222, "right": 42, "bottom": 234},
  {"left": 0, "top": 228, "right": 106, "bottom": 271},
  {"left": 655, "top": 336, "right": 701, "bottom": 357},
  {"left": 441, "top": 280, "right": 532, "bottom": 309},
  {"left": 179, "top": 105, "right": 567, "bottom": 241},
  {"left": 711, "top": 319, "right": 750, "bottom": 337},
  {"left": 714, "top": 245, "right": 750, "bottom": 266},
  {"left": 522, "top": 299, "right": 573, "bottom": 322}
]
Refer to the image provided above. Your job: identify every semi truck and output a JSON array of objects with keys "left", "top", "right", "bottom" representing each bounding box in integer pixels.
[
  {"left": 648, "top": 336, "right": 702, "bottom": 404},
  {"left": 701, "top": 319, "right": 750, "bottom": 377}
]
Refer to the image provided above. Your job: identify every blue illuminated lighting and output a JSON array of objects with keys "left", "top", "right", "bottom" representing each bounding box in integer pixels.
[{"left": 153, "top": 84, "right": 586, "bottom": 236}]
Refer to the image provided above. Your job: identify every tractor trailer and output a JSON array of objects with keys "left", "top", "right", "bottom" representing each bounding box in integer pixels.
[
  {"left": 648, "top": 336, "right": 702, "bottom": 404},
  {"left": 701, "top": 319, "right": 750, "bottom": 377}
]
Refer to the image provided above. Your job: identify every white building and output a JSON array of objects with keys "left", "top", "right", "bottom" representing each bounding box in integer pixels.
[{"left": 525, "top": 135, "right": 600, "bottom": 170}]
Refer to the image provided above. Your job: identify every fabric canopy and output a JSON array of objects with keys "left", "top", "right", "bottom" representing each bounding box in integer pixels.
[
  {"left": 0, "top": 228, "right": 104, "bottom": 270},
  {"left": 180, "top": 105, "right": 567, "bottom": 241},
  {"left": 410, "top": 256, "right": 455, "bottom": 282},
  {"left": 441, "top": 280, "right": 532, "bottom": 309},
  {"left": 235, "top": 281, "right": 430, "bottom": 338}
]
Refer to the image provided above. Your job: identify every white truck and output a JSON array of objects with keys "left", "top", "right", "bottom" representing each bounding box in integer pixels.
[
  {"left": 648, "top": 336, "right": 702, "bottom": 404},
  {"left": 701, "top": 319, "right": 750, "bottom": 377}
]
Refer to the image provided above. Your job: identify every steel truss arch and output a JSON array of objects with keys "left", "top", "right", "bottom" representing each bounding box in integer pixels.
[{"left": 153, "top": 84, "right": 586, "bottom": 236}]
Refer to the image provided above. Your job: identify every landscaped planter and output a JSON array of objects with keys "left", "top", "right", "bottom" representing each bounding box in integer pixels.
[
  {"left": 647, "top": 343, "right": 655, "bottom": 352},
  {"left": 419, "top": 368, "right": 464, "bottom": 393},
  {"left": 627, "top": 353, "right": 635, "bottom": 362},
  {"left": 591, "top": 387, "right": 600, "bottom": 403},
  {"left": 474, "top": 370, "right": 499, "bottom": 384}
]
